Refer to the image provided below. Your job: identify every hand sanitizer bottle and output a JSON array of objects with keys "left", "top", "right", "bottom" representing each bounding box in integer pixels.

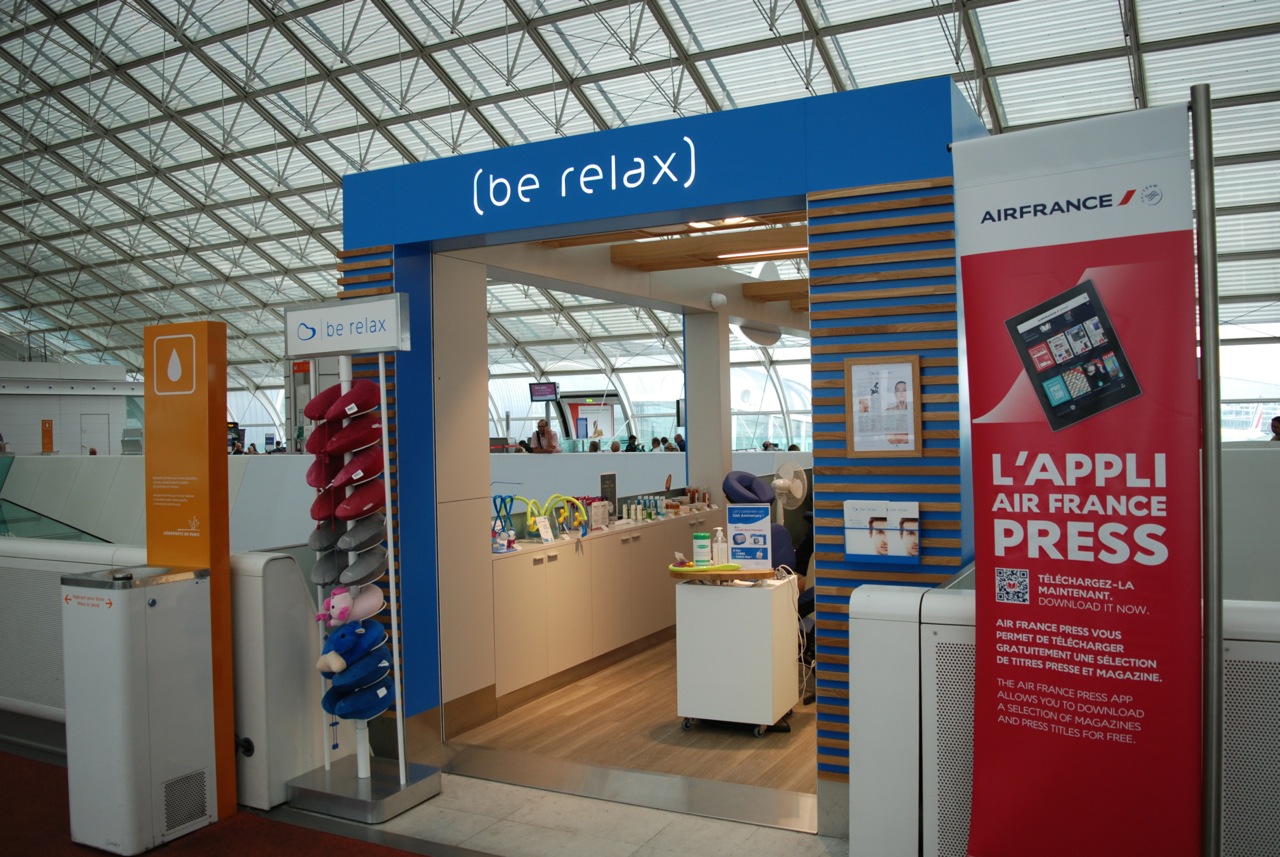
[{"left": 711, "top": 527, "right": 727, "bottom": 565}]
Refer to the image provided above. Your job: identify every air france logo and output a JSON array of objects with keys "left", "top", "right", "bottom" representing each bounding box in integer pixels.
[
  {"left": 297, "top": 322, "right": 317, "bottom": 341},
  {"left": 980, "top": 185, "right": 1159, "bottom": 224}
]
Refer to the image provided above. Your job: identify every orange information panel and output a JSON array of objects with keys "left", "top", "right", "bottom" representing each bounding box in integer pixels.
[
  {"left": 41, "top": 419, "right": 53, "bottom": 453},
  {"left": 143, "top": 322, "right": 235, "bottom": 818}
]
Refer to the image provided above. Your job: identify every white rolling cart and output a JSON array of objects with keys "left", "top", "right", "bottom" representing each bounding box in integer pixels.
[{"left": 674, "top": 570, "right": 800, "bottom": 736}]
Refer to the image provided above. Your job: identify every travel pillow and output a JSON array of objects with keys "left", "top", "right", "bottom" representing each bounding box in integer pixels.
[{"left": 722, "top": 470, "right": 775, "bottom": 504}]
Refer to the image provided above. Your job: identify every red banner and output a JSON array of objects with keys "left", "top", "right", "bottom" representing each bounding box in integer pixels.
[{"left": 954, "top": 106, "right": 1201, "bottom": 856}]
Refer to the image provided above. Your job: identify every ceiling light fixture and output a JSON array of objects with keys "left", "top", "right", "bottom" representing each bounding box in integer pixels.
[{"left": 717, "top": 247, "right": 807, "bottom": 260}]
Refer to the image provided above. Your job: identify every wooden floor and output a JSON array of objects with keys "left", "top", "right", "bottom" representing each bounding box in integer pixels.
[{"left": 452, "top": 639, "right": 817, "bottom": 794}]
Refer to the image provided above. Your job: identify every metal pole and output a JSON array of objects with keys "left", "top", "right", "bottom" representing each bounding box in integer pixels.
[
  {"left": 378, "top": 353, "right": 408, "bottom": 786},
  {"left": 1191, "top": 83, "right": 1222, "bottom": 857}
]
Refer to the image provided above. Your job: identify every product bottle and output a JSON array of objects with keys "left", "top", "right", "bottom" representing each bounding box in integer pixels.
[
  {"left": 692, "top": 532, "right": 711, "bottom": 566},
  {"left": 712, "top": 527, "right": 727, "bottom": 565}
]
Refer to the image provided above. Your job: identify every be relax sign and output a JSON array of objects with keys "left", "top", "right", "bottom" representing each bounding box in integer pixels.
[
  {"left": 285, "top": 293, "right": 411, "bottom": 358},
  {"left": 471, "top": 136, "right": 696, "bottom": 216}
]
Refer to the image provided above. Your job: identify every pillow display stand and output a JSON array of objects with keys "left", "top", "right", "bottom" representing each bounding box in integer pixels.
[{"left": 286, "top": 346, "right": 440, "bottom": 822}]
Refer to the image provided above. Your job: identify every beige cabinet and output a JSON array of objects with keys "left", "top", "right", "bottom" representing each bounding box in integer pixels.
[
  {"left": 545, "top": 543, "right": 593, "bottom": 675},
  {"left": 492, "top": 551, "right": 548, "bottom": 696},
  {"left": 494, "top": 542, "right": 592, "bottom": 695},
  {"left": 493, "top": 510, "right": 727, "bottom": 696}
]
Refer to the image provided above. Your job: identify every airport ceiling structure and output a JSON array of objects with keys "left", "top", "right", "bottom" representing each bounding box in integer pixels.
[{"left": 0, "top": 0, "right": 1277, "bottom": 394}]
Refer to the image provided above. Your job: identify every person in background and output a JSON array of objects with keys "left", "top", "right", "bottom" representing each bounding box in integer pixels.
[
  {"left": 788, "top": 443, "right": 800, "bottom": 451},
  {"left": 231, "top": 441, "right": 244, "bottom": 455},
  {"left": 609, "top": 440, "right": 621, "bottom": 452},
  {"left": 649, "top": 436, "right": 662, "bottom": 451},
  {"left": 247, "top": 442, "right": 260, "bottom": 454},
  {"left": 270, "top": 441, "right": 286, "bottom": 453},
  {"left": 88, "top": 447, "right": 98, "bottom": 455},
  {"left": 624, "top": 435, "right": 641, "bottom": 452},
  {"left": 588, "top": 440, "right": 601, "bottom": 452},
  {"left": 1271, "top": 415, "right": 1280, "bottom": 441},
  {"left": 761, "top": 440, "right": 775, "bottom": 451},
  {"left": 529, "top": 419, "right": 561, "bottom": 453},
  {"left": 673, "top": 433, "right": 685, "bottom": 451}
]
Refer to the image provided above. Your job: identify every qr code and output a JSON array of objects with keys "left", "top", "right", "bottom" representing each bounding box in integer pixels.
[{"left": 995, "top": 567, "right": 1029, "bottom": 604}]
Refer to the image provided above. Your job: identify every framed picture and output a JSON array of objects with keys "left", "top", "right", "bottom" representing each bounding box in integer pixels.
[{"left": 845, "top": 355, "right": 923, "bottom": 457}]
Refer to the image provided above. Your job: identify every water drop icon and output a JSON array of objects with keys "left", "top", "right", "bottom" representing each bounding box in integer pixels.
[{"left": 167, "top": 348, "right": 183, "bottom": 382}]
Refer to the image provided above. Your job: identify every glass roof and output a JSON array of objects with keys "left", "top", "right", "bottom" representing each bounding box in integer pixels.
[{"left": 0, "top": 0, "right": 1275, "bottom": 392}]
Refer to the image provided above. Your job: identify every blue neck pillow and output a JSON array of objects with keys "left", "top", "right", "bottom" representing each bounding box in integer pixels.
[
  {"left": 316, "top": 618, "right": 387, "bottom": 677},
  {"left": 723, "top": 470, "right": 775, "bottom": 504}
]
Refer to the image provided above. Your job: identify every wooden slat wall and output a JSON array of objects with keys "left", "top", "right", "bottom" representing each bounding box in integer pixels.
[
  {"left": 808, "top": 177, "right": 962, "bottom": 783},
  {"left": 335, "top": 246, "right": 400, "bottom": 650}
]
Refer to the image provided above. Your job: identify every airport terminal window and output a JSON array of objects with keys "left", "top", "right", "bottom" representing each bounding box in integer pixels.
[{"left": 1220, "top": 336, "right": 1280, "bottom": 441}]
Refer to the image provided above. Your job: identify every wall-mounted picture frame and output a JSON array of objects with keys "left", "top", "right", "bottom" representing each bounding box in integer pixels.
[{"left": 844, "top": 355, "right": 923, "bottom": 457}]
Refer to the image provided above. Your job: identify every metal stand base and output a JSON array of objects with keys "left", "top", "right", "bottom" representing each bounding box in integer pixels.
[{"left": 286, "top": 755, "right": 440, "bottom": 824}]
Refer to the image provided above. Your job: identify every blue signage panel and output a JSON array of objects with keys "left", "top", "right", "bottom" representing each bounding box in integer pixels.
[{"left": 344, "top": 77, "right": 960, "bottom": 249}]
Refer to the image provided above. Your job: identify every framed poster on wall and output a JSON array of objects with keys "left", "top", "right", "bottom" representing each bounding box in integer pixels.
[{"left": 844, "top": 356, "right": 922, "bottom": 457}]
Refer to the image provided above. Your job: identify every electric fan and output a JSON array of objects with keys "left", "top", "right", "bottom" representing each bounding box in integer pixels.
[{"left": 771, "top": 461, "right": 808, "bottom": 522}]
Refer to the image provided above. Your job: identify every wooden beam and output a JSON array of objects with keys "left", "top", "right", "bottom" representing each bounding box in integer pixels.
[
  {"left": 610, "top": 225, "right": 809, "bottom": 271},
  {"left": 742, "top": 279, "right": 809, "bottom": 302}
]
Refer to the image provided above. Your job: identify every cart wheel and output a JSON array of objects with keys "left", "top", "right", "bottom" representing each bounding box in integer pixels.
[
  {"left": 753, "top": 724, "right": 767, "bottom": 737},
  {"left": 682, "top": 718, "right": 694, "bottom": 730}
]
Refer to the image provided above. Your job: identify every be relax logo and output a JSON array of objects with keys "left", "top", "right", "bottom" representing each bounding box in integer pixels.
[
  {"left": 472, "top": 135, "right": 697, "bottom": 216},
  {"left": 285, "top": 293, "right": 409, "bottom": 358}
]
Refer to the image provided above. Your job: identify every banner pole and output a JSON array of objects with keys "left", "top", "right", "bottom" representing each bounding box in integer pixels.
[{"left": 1190, "top": 83, "right": 1222, "bottom": 857}]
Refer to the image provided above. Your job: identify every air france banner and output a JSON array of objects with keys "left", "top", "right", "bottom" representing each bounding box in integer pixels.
[{"left": 953, "top": 105, "right": 1201, "bottom": 857}]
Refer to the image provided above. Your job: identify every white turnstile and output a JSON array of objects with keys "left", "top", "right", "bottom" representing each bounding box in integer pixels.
[{"left": 61, "top": 566, "right": 216, "bottom": 855}]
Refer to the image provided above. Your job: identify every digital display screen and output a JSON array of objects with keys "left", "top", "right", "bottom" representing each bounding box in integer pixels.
[
  {"left": 529, "top": 381, "right": 559, "bottom": 402},
  {"left": 1005, "top": 280, "right": 1141, "bottom": 431}
]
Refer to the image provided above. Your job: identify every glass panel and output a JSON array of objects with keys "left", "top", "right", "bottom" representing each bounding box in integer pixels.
[
  {"left": 775, "top": 362, "right": 813, "bottom": 411},
  {"left": 1215, "top": 162, "right": 1280, "bottom": 208},
  {"left": 0, "top": 500, "right": 105, "bottom": 542},
  {"left": 540, "top": 6, "right": 670, "bottom": 76},
  {"left": 731, "top": 365, "right": 781, "bottom": 413},
  {"left": 1139, "top": 0, "right": 1280, "bottom": 41},
  {"left": 1217, "top": 211, "right": 1280, "bottom": 255},
  {"left": 659, "top": 0, "right": 804, "bottom": 52},
  {"left": 582, "top": 70, "right": 709, "bottom": 126},
  {"left": 698, "top": 44, "right": 835, "bottom": 110},
  {"left": 478, "top": 92, "right": 597, "bottom": 145},
  {"left": 975, "top": 0, "right": 1121, "bottom": 67},
  {"left": 1218, "top": 258, "right": 1280, "bottom": 299},
  {"left": 286, "top": 3, "right": 408, "bottom": 69},
  {"left": 1145, "top": 35, "right": 1280, "bottom": 106},
  {"left": 808, "top": 0, "right": 934, "bottom": 25},
  {"left": 1211, "top": 102, "right": 1280, "bottom": 158},
  {"left": 993, "top": 57, "right": 1134, "bottom": 127},
  {"left": 826, "top": 18, "right": 963, "bottom": 90}
]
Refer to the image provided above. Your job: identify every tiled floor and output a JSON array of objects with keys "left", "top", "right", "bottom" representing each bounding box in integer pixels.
[{"left": 282, "top": 773, "right": 848, "bottom": 857}]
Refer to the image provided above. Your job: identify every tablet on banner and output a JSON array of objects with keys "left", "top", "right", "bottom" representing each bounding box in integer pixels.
[
  {"left": 955, "top": 104, "right": 1201, "bottom": 857},
  {"left": 1003, "top": 279, "right": 1141, "bottom": 431}
]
